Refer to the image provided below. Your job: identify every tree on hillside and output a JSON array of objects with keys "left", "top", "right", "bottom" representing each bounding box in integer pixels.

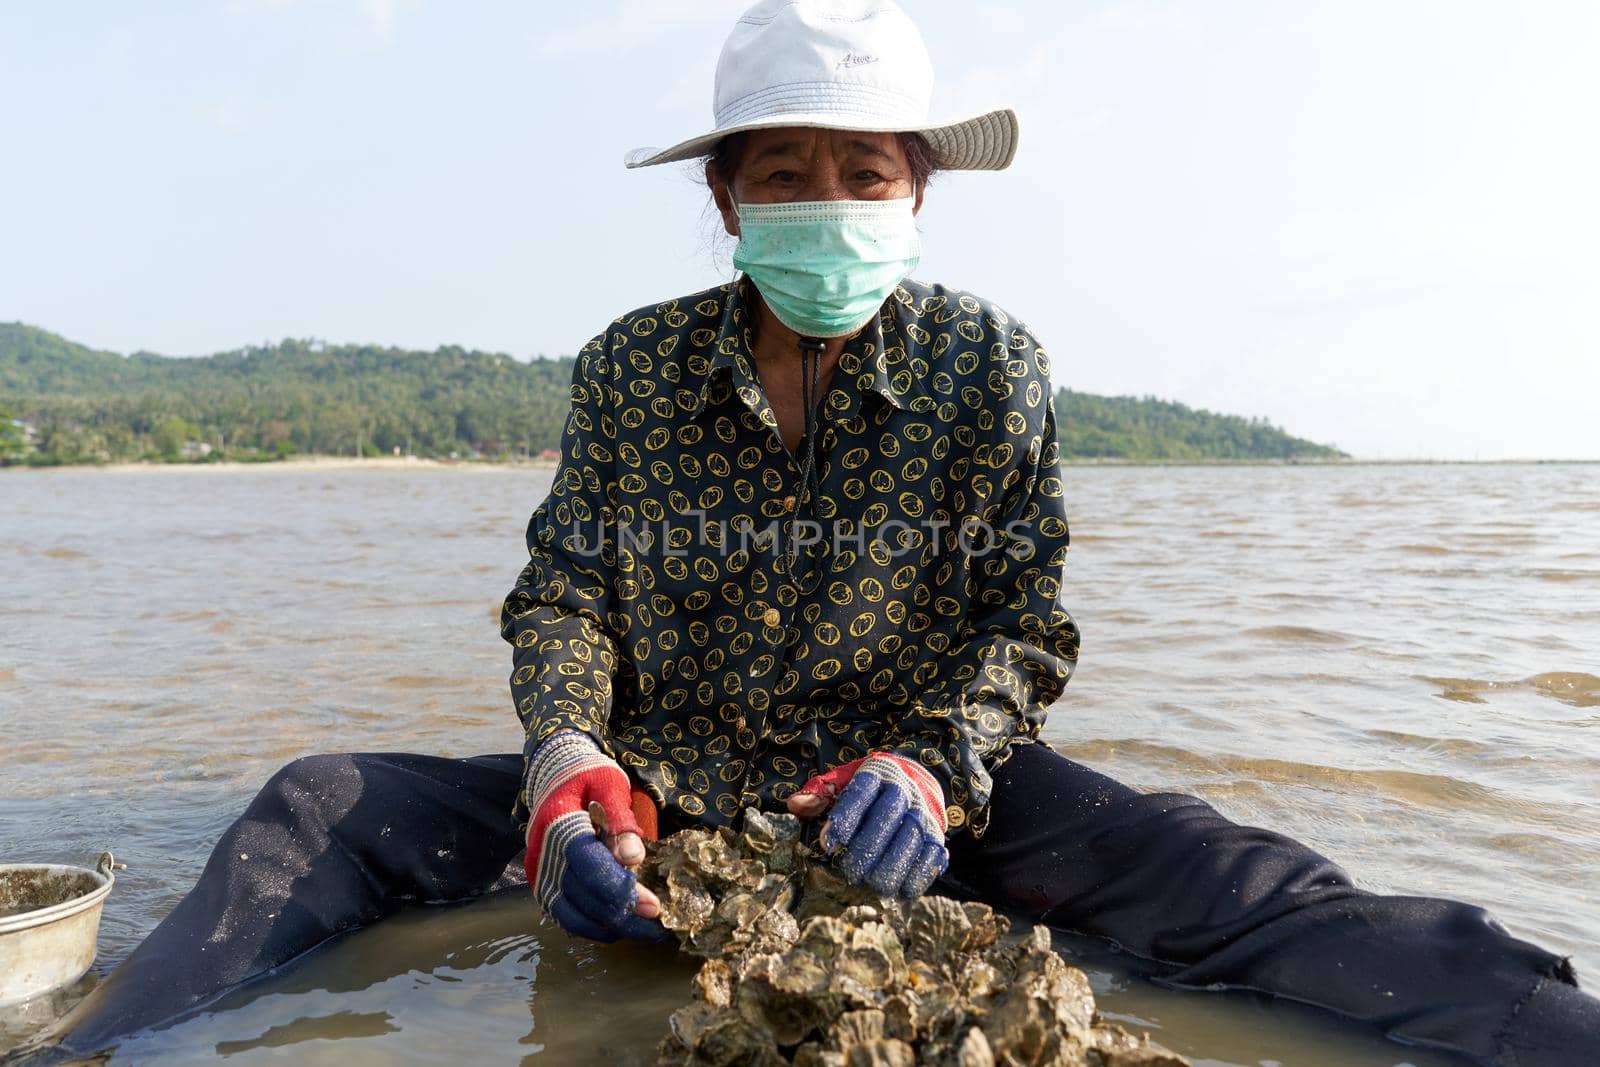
[
  {"left": 151, "top": 415, "right": 200, "bottom": 460},
  {"left": 0, "top": 403, "right": 26, "bottom": 463}
]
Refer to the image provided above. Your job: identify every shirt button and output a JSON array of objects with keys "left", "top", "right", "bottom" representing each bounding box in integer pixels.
[
  {"left": 763, "top": 607, "right": 782, "bottom": 628},
  {"left": 781, "top": 494, "right": 797, "bottom": 513}
]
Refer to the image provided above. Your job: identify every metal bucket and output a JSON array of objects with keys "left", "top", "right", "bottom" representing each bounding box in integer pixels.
[{"left": 0, "top": 853, "right": 118, "bottom": 1007}]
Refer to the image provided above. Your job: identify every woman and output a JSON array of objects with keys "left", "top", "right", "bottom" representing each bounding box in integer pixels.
[{"left": 21, "top": 2, "right": 1597, "bottom": 1065}]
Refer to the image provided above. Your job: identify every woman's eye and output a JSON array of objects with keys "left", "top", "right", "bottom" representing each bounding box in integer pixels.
[
  {"left": 767, "top": 170, "right": 801, "bottom": 183},
  {"left": 854, "top": 170, "right": 886, "bottom": 182}
]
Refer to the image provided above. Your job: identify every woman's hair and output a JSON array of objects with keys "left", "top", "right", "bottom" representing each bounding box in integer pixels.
[{"left": 704, "top": 131, "right": 939, "bottom": 192}]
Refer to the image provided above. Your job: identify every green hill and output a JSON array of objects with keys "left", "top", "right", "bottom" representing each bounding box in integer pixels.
[
  {"left": 1051, "top": 389, "right": 1343, "bottom": 461},
  {"left": 0, "top": 323, "right": 576, "bottom": 465},
  {"left": 0, "top": 322, "right": 1344, "bottom": 466}
]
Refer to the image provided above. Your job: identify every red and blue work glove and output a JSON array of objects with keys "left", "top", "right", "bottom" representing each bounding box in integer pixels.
[
  {"left": 523, "top": 731, "right": 670, "bottom": 943},
  {"left": 787, "top": 752, "right": 950, "bottom": 899}
]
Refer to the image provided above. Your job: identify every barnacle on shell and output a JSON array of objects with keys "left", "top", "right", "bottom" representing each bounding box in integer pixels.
[{"left": 643, "top": 812, "right": 1190, "bottom": 1067}]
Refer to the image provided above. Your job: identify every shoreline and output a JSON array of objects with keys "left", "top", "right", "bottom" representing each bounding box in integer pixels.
[
  {"left": 1, "top": 455, "right": 559, "bottom": 473},
  {"left": 3, "top": 455, "right": 1597, "bottom": 473}
]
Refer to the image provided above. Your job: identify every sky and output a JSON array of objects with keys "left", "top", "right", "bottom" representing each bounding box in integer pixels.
[{"left": 2, "top": 1, "right": 1597, "bottom": 460}]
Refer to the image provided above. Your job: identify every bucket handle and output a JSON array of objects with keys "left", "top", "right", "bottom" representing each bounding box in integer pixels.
[{"left": 96, "top": 852, "right": 127, "bottom": 878}]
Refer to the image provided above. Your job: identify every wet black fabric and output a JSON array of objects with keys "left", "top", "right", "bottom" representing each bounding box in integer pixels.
[
  {"left": 14, "top": 753, "right": 529, "bottom": 1064},
  {"left": 15, "top": 745, "right": 1598, "bottom": 1066},
  {"left": 940, "top": 747, "right": 1597, "bottom": 1065}
]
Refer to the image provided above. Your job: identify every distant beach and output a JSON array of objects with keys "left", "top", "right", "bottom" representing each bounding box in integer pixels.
[
  {"left": 7, "top": 454, "right": 1594, "bottom": 473},
  {"left": 9, "top": 455, "right": 559, "bottom": 474}
]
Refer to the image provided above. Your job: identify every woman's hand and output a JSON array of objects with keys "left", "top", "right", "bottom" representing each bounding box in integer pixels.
[
  {"left": 524, "top": 731, "right": 670, "bottom": 943},
  {"left": 788, "top": 752, "right": 950, "bottom": 899}
]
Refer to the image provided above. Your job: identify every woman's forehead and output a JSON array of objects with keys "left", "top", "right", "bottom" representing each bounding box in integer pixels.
[{"left": 741, "top": 127, "right": 906, "bottom": 161}]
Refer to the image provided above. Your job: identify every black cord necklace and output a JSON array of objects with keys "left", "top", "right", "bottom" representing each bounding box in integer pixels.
[{"left": 787, "top": 336, "right": 826, "bottom": 581}]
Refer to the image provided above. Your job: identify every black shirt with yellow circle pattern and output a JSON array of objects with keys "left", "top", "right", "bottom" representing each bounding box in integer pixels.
[{"left": 501, "top": 275, "right": 1079, "bottom": 839}]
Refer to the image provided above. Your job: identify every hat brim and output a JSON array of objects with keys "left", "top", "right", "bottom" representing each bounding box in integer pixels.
[{"left": 623, "top": 107, "right": 1018, "bottom": 172}]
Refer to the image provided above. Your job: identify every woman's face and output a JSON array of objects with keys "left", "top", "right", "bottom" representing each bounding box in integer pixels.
[{"left": 708, "top": 126, "right": 924, "bottom": 238}]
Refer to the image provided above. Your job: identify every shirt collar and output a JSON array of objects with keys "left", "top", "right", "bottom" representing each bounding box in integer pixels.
[
  {"left": 695, "top": 276, "right": 933, "bottom": 422},
  {"left": 696, "top": 278, "right": 754, "bottom": 413}
]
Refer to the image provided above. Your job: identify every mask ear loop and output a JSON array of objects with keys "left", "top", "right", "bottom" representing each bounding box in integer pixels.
[{"left": 787, "top": 336, "right": 826, "bottom": 584}]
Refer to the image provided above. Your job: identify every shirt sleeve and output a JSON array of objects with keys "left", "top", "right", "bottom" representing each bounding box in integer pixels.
[
  {"left": 881, "top": 325, "right": 1080, "bottom": 839},
  {"left": 500, "top": 336, "right": 629, "bottom": 829}
]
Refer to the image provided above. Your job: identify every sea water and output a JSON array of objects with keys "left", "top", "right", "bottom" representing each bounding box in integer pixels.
[{"left": 2, "top": 462, "right": 1596, "bottom": 1064}]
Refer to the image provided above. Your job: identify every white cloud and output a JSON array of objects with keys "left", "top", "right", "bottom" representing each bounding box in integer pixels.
[
  {"left": 359, "top": 0, "right": 400, "bottom": 43},
  {"left": 224, "top": 0, "right": 412, "bottom": 49},
  {"left": 224, "top": 0, "right": 302, "bottom": 13},
  {"left": 967, "top": 3, "right": 1029, "bottom": 39},
  {"left": 935, "top": 28, "right": 1107, "bottom": 143},
  {"left": 937, "top": 37, "right": 1052, "bottom": 119},
  {"left": 200, "top": 94, "right": 264, "bottom": 134},
  {"left": 531, "top": 0, "right": 748, "bottom": 58},
  {"left": 1094, "top": 0, "right": 1189, "bottom": 33}
]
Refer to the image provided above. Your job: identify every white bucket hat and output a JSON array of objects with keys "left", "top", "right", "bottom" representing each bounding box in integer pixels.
[{"left": 624, "top": 0, "right": 1018, "bottom": 171}]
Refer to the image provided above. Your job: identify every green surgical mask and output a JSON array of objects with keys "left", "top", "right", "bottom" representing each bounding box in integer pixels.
[{"left": 732, "top": 197, "right": 922, "bottom": 339}]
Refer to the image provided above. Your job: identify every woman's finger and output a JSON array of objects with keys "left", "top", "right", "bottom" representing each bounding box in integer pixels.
[
  {"left": 900, "top": 837, "right": 949, "bottom": 899},
  {"left": 564, "top": 836, "right": 639, "bottom": 915},
  {"left": 612, "top": 910, "right": 674, "bottom": 944},
  {"left": 610, "top": 830, "right": 645, "bottom": 868},
  {"left": 633, "top": 881, "right": 662, "bottom": 919},
  {"left": 866, "top": 818, "right": 921, "bottom": 897},
  {"left": 839, "top": 788, "right": 908, "bottom": 883},
  {"left": 826, "top": 772, "right": 885, "bottom": 852},
  {"left": 787, "top": 791, "right": 831, "bottom": 819},
  {"left": 790, "top": 757, "right": 865, "bottom": 818},
  {"left": 551, "top": 895, "right": 618, "bottom": 944}
]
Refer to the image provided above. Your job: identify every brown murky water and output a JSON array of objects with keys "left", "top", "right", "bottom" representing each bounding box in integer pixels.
[{"left": 2, "top": 462, "right": 1597, "bottom": 1065}]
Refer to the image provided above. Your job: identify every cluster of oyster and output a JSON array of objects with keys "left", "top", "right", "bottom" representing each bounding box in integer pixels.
[{"left": 640, "top": 810, "right": 1189, "bottom": 1067}]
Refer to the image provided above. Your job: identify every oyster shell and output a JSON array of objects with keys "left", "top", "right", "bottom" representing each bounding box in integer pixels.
[{"left": 644, "top": 812, "right": 1190, "bottom": 1067}]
